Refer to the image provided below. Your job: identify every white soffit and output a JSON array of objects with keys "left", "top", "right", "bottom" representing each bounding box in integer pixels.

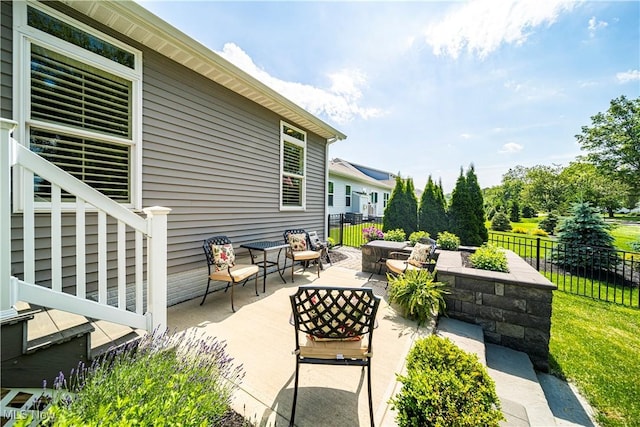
[{"left": 61, "top": 0, "right": 346, "bottom": 142}]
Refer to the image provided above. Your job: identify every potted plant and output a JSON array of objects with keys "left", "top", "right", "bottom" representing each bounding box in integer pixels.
[{"left": 387, "top": 269, "right": 448, "bottom": 325}]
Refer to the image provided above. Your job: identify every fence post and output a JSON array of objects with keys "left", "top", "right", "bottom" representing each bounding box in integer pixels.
[
  {"left": 143, "top": 205, "right": 171, "bottom": 332},
  {"left": 0, "top": 119, "right": 18, "bottom": 320},
  {"left": 536, "top": 238, "right": 541, "bottom": 271},
  {"left": 340, "top": 213, "right": 344, "bottom": 246}
]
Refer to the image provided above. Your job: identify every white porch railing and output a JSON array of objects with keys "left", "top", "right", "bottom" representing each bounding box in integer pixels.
[{"left": 1, "top": 118, "right": 170, "bottom": 332}]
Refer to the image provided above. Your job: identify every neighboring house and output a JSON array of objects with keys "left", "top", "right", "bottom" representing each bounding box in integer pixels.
[
  {"left": 328, "top": 158, "right": 395, "bottom": 219},
  {"left": 1, "top": 0, "right": 346, "bottom": 311}
]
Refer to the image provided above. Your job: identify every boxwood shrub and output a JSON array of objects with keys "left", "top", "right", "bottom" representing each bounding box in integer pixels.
[{"left": 391, "top": 335, "right": 504, "bottom": 427}]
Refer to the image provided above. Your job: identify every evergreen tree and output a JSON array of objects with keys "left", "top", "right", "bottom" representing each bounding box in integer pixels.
[
  {"left": 404, "top": 178, "right": 418, "bottom": 234},
  {"left": 418, "top": 177, "right": 437, "bottom": 234},
  {"left": 434, "top": 179, "right": 449, "bottom": 235},
  {"left": 552, "top": 202, "right": 617, "bottom": 271},
  {"left": 383, "top": 176, "right": 406, "bottom": 232},
  {"left": 491, "top": 212, "right": 512, "bottom": 232},
  {"left": 466, "top": 165, "right": 488, "bottom": 245},
  {"left": 509, "top": 200, "right": 521, "bottom": 222},
  {"left": 448, "top": 169, "right": 478, "bottom": 245},
  {"left": 521, "top": 205, "right": 536, "bottom": 218}
]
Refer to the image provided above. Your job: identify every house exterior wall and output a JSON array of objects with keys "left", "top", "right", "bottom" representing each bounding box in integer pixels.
[
  {"left": 328, "top": 174, "right": 390, "bottom": 218},
  {"left": 3, "top": 1, "right": 330, "bottom": 306}
]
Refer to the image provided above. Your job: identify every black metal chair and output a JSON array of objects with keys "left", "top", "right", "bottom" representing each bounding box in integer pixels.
[
  {"left": 283, "top": 229, "right": 322, "bottom": 282},
  {"left": 289, "top": 286, "right": 381, "bottom": 427},
  {"left": 385, "top": 238, "right": 437, "bottom": 276},
  {"left": 308, "top": 230, "right": 332, "bottom": 266},
  {"left": 201, "top": 236, "right": 259, "bottom": 312}
]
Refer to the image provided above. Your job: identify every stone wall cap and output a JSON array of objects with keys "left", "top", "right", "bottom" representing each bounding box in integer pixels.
[{"left": 436, "top": 249, "right": 557, "bottom": 290}]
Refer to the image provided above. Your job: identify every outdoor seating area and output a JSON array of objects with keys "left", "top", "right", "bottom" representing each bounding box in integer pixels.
[{"left": 168, "top": 259, "right": 426, "bottom": 426}]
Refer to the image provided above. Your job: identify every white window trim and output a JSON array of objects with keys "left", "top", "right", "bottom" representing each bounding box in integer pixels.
[
  {"left": 12, "top": 0, "right": 143, "bottom": 212},
  {"left": 279, "top": 121, "right": 307, "bottom": 211}
]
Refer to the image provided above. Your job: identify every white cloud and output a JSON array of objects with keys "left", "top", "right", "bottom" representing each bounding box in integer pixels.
[
  {"left": 423, "top": 0, "right": 577, "bottom": 59},
  {"left": 215, "top": 43, "right": 384, "bottom": 124},
  {"left": 460, "top": 133, "right": 472, "bottom": 139},
  {"left": 616, "top": 69, "right": 640, "bottom": 83},
  {"left": 588, "top": 16, "right": 608, "bottom": 37},
  {"left": 499, "top": 142, "right": 524, "bottom": 153}
]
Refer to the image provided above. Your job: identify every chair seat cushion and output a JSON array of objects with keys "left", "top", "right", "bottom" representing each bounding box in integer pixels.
[
  {"left": 210, "top": 263, "right": 259, "bottom": 282},
  {"left": 289, "top": 250, "right": 321, "bottom": 261},
  {"left": 299, "top": 335, "right": 370, "bottom": 360},
  {"left": 386, "top": 259, "right": 421, "bottom": 275}
]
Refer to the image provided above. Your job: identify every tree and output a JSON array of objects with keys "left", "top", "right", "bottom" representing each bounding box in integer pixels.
[
  {"left": 449, "top": 167, "right": 484, "bottom": 246},
  {"left": 383, "top": 176, "right": 406, "bottom": 232},
  {"left": 466, "top": 165, "right": 488, "bottom": 243},
  {"left": 404, "top": 178, "right": 419, "bottom": 234},
  {"left": 419, "top": 176, "right": 448, "bottom": 237},
  {"left": 509, "top": 200, "right": 521, "bottom": 223},
  {"left": 576, "top": 95, "right": 640, "bottom": 205},
  {"left": 559, "top": 161, "right": 628, "bottom": 217},
  {"left": 552, "top": 202, "right": 617, "bottom": 271},
  {"left": 522, "top": 165, "right": 566, "bottom": 213},
  {"left": 491, "top": 212, "right": 512, "bottom": 232}
]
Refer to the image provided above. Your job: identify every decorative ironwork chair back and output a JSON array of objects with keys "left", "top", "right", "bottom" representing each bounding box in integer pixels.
[
  {"left": 203, "top": 235, "right": 233, "bottom": 268},
  {"left": 291, "top": 287, "right": 378, "bottom": 341}
]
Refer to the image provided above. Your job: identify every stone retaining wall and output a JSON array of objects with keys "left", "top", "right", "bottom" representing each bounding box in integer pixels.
[{"left": 436, "top": 249, "right": 557, "bottom": 371}]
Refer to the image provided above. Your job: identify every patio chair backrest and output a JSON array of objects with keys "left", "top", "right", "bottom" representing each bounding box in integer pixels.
[
  {"left": 283, "top": 229, "right": 311, "bottom": 247},
  {"left": 203, "top": 235, "right": 232, "bottom": 270},
  {"left": 290, "top": 286, "right": 380, "bottom": 341}
]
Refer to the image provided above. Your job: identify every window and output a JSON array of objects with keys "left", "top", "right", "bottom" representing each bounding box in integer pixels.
[
  {"left": 383, "top": 192, "right": 390, "bottom": 207},
  {"left": 328, "top": 181, "right": 334, "bottom": 207},
  {"left": 371, "top": 192, "right": 378, "bottom": 204},
  {"left": 14, "top": 2, "right": 142, "bottom": 209},
  {"left": 345, "top": 185, "right": 351, "bottom": 207},
  {"left": 280, "top": 122, "right": 306, "bottom": 209}
]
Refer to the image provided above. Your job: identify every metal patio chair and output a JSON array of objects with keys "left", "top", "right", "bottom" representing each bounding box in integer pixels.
[
  {"left": 283, "top": 229, "right": 322, "bottom": 282},
  {"left": 201, "top": 236, "right": 259, "bottom": 312},
  {"left": 385, "top": 238, "right": 437, "bottom": 276},
  {"left": 289, "top": 286, "right": 381, "bottom": 427}
]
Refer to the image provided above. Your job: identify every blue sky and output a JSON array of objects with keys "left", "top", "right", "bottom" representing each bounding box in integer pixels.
[{"left": 139, "top": 1, "right": 639, "bottom": 192}]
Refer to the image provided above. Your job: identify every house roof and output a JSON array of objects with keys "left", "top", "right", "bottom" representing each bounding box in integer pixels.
[
  {"left": 329, "top": 159, "right": 394, "bottom": 190},
  {"left": 61, "top": 1, "right": 346, "bottom": 142}
]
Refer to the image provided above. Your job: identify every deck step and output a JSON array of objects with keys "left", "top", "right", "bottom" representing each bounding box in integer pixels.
[{"left": 1, "top": 304, "right": 145, "bottom": 389}]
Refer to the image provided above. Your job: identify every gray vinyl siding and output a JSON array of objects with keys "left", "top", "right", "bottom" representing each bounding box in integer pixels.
[
  {"left": 5, "top": 1, "right": 331, "bottom": 306},
  {"left": 1, "top": 1, "right": 13, "bottom": 118}
]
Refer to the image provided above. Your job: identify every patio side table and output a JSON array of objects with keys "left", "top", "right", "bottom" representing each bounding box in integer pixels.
[{"left": 240, "top": 241, "right": 289, "bottom": 292}]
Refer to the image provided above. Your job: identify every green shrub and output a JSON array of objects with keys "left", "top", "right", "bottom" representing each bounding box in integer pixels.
[
  {"left": 384, "top": 228, "right": 407, "bottom": 242},
  {"left": 531, "top": 228, "right": 548, "bottom": 237},
  {"left": 326, "top": 237, "right": 336, "bottom": 249},
  {"left": 409, "top": 231, "right": 430, "bottom": 246},
  {"left": 391, "top": 335, "right": 504, "bottom": 427},
  {"left": 42, "top": 329, "right": 244, "bottom": 426},
  {"left": 512, "top": 227, "right": 528, "bottom": 234},
  {"left": 469, "top": 244, "right": 509, "bottom": 272},
  {"left": 387, "top": 269, "right": 448, "bottom": 325},
  {"left": 539, "top": 212, "right": 559, "bottom": 235},
  {"left": 490, "top": 212, "right": 512, "bottom": 232},
  {"left": 522, "top": 205, "right": 536, "bottom": 218},
  {"left": 436, "top": 231, "right": 460, "bottom": 251}
]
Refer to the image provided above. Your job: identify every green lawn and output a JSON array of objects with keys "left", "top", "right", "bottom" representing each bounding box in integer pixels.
[{"left": 549, "top": 291, "right": 640, "bottom": 426}]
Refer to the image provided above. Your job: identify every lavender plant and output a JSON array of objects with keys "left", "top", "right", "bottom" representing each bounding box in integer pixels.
[
  {"left": 41, "top": 329, "right": 245, "bottom": 426},
  {"left": 362, "top": 226, "right": 384, "bottom": 242}
]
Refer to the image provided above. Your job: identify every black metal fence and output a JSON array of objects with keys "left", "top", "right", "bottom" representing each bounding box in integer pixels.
[
  {"left": 327, "top": 213, "right": 383, "bottom": 248},
  {"left": 327, "top": 214, "right": 639, "bottom": 309},
  {"left": 487, "top": 232, "right": 639, "bottom": 309}
]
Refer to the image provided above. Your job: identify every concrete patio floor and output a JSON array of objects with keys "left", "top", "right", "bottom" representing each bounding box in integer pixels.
[{"left": 168, "top": 265, "right": 431, "bottom": 427}]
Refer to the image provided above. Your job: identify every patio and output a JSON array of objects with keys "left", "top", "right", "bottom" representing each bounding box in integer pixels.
[{"left": 168, "top": 258, "right": 431, "bottom": 426}]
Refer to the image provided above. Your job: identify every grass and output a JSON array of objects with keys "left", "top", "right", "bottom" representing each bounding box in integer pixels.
[{"left": 549, "top": 290, "right": 640, "bottom": 426}]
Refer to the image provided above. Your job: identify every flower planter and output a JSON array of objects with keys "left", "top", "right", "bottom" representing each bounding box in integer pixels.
[{"left": 436, "top": 249, "right": 557, "bottom": 371}]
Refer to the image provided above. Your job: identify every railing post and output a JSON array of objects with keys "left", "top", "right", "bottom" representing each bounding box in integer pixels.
[
  {"left": 1, "top": 119, "right": 18, "bottom": 320},
  {"left": 536, "top": 237, "right": 541, "bottom": 271},
  {"left": 143, "top": 206, "right": 171, "bottom": 332}
]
